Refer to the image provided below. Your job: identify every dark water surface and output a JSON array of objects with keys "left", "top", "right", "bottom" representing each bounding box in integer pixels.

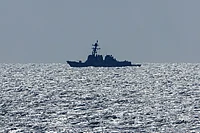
[{"left": 0, "top": 63, "right": 200, "bottom": 132}]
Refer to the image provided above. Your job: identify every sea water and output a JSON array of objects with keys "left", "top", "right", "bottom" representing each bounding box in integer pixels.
[{"left": 0, "top": 63, "right": 199, "bottom": 132}]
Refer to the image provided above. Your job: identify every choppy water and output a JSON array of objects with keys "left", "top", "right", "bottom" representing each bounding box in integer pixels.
[{"left": 0, "top": 63, "right": 200, "bottom": 132}]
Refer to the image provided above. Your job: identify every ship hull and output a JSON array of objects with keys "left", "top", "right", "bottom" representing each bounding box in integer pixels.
[
  {"left": 67, "top": 61, "right": 141, "bottom": 67},
  {"left": 67, "top": 61, "right": 89, "bottom": 67}
]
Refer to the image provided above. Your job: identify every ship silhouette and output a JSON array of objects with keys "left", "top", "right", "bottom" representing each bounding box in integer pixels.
[{"left": 67, "top": 40, "right": 141, "bottom": 67}]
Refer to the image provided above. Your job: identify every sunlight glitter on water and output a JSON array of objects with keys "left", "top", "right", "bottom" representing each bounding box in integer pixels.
[{"left": 0, "top": 63, "right": 200, "bottom": 132}]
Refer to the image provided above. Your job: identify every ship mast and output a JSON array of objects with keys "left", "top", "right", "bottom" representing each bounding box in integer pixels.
[{"left": 92, "top": 40, "right": 100, "bottom": 56}]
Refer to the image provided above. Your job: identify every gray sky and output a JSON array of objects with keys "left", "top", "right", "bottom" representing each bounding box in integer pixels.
[{"left": 0, "top": 0, "right": 200, "bottom": 63}]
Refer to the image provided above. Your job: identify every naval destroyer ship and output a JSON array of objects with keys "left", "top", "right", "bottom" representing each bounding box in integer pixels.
[{"left": 67, "top": 40, "right": 141, "bottom": 67}]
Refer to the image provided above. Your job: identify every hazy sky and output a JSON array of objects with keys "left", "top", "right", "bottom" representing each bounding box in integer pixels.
[{"left": 0, "top": 0, "right": 200, "bottom": 63}]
